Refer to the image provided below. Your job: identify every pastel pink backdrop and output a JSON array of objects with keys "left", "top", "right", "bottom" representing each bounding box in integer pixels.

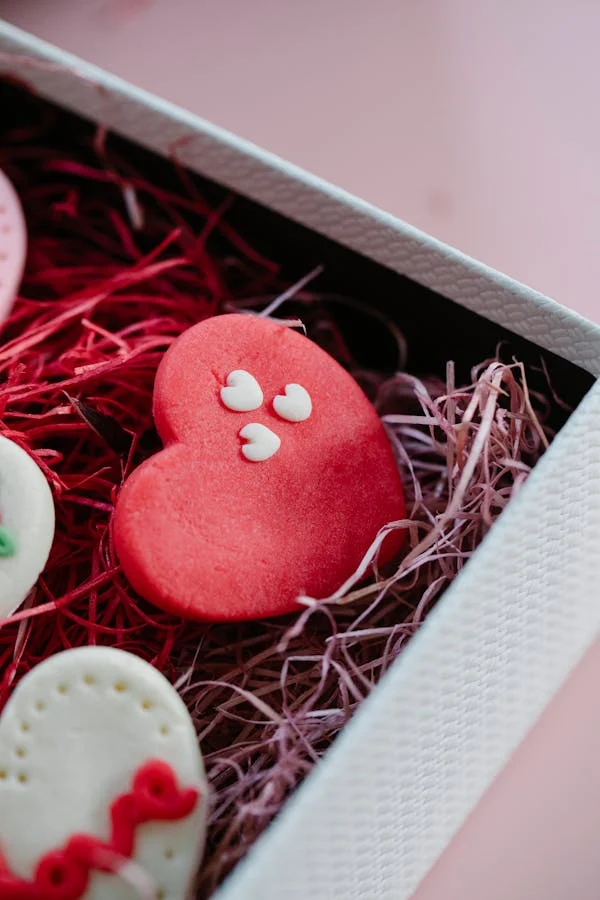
[
  {"left": 3, "top": 4, "right": 600, "bottom": 897},
  {"left": 1, "top": 0, "right": 600, "bottom": 320},
  {"left": 411, "top": 636, "right": 600, "bottom": 900}
]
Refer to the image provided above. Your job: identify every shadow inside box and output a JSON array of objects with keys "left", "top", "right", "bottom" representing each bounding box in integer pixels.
[
  {"left": 0, "top": 76, "right": 596, "bottom": 897},
  {"left": 226, "top": 198, "right": 595, "bottom": 425},
  {"left": 0, "top": 78, "right": 593, "bottom": 424}
]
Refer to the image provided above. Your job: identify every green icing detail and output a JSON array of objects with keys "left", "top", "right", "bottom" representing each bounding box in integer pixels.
[{"left": 0, "top": 525, "right": 17, "bottom": 557}]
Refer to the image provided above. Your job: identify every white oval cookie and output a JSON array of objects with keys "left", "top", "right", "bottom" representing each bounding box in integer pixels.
[
  {"left": 0, "top": 646, "right": 209, "bottom": 899},
  {"left": 0, "top": 169, "right": 27, "bottom": 325},
  {"left": 0, "top": 435, "right": 55, "bottom": 618}
]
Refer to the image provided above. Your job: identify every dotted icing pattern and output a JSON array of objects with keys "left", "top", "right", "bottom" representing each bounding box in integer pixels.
[{"left": 0, "top": 668, "right": 175, "bottom": 789}]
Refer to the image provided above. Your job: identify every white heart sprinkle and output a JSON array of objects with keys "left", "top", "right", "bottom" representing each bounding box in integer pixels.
[
  {"left": 239, "top": 423, "right": 281, "bottom": 462},
  {"left": 0, "top": 436, "right": 55, "bottom": 620},
  {"left": 273, "top": 384, "right": 312, "bottom": 422},
  {"left": 220, "top": 370, "right": 263, "bottom": 412},
  {"left": 0, "top": 646, "right": 208, "bottom": 897}
]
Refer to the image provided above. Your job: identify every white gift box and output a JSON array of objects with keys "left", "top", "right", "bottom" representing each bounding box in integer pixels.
[{"left": 1, "top": 19, "right": 600, "bottom": 900}]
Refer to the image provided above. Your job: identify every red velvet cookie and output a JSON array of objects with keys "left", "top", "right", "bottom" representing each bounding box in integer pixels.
[{"left": 114, "top": 314, "right": 406, "bottom": 621}]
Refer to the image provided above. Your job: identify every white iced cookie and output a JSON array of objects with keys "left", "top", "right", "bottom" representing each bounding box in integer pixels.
[
  {"left": 0, "top": 435, "right": 55, "bottom": 618},
  {"left": 0, "top": 646, "right": 209, "bottom": 899}
]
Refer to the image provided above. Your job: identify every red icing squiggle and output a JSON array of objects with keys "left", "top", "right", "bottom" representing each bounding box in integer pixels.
[{"left": 0, "top": 760, "right": 199, "bottom": 899}]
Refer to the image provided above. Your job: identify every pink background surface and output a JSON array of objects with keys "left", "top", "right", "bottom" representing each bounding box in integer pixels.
[
  {"left": 411, "top": 636, "right": 600, "bottom": 900},
  {"left": 1, "top": 0, "right": 599, "bottom": 320},
  {"left": 2, "top": 4, "right": 600, "bottom": 895}
]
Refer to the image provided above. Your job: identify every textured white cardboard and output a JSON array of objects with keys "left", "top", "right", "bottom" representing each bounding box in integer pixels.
[{"left": 0, "top": 19, "right": 599, "bottom": 900}]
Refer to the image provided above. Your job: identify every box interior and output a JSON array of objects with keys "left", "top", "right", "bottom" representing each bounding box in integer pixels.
[{"left": 0, "top": 77, "right": 596, "bottom": 895}]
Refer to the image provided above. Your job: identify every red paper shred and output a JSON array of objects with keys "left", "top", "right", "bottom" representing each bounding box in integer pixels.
[{"left": 0, "top": 86, "right": 565, "bottom": 896}]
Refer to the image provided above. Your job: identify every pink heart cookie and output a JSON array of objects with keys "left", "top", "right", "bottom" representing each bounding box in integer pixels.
[{"left": 0, "top": 170, "right": 26, "bottom": 325}]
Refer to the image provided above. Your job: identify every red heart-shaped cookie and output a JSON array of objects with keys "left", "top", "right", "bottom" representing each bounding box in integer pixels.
[{"left": 114, "top": 314, "right": 406, "bottom": 620}]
